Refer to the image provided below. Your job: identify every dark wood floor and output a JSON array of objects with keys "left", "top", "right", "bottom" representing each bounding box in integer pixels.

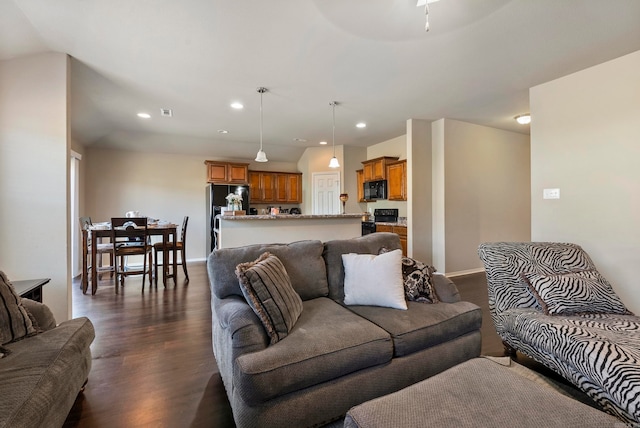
[
  {"left": 453, "top": 272, "right": 504, "bottom": 356},
  {"left": 63, "top": 262, "right": 234, "bottom": 428},
  {"left": 62, "top": 265, "right": 583, "bottom": 427}
]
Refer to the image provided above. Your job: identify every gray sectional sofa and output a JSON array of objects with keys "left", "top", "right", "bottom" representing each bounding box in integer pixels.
[
  {"left": 208, "top": 232, "right": 482, "bottom": 428},
  {"left": 0, "top": 298, "right": 95, "bottom": 428}
]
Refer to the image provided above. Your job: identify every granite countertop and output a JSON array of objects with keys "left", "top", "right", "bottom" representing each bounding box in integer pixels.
[
  {"left": 218, "top": 213, "right": 367, "bottom": 220},
  {"left": 375, "top": 221, "right": 407, "bottom": 227}
]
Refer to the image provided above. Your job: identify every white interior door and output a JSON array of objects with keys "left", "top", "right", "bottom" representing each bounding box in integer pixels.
[{"left": 312, "top": 172, "right": 340, "bottom": 215}]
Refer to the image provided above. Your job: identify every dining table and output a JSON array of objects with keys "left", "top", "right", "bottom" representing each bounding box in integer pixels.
[{"left": 81, "top": 222, "right": 178, "bottom": 295}]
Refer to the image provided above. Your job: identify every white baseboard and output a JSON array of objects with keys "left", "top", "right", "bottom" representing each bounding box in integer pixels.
[{"left": 445, "top": 267, "right": 485, "bottom": 278}]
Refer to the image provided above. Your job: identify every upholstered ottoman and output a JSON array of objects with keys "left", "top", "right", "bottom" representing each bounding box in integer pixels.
[{"left": 344, "top": 357, "right": 622, "bottom": 428}]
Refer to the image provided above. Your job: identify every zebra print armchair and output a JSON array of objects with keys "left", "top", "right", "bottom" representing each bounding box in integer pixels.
[{"left": 478, "top": 242, "right": 640, "bottom": 424}]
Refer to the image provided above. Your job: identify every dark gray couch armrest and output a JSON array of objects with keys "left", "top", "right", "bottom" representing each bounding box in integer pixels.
[
  {"left": 433, "top": 274, "right": 461, "bottom": 303},
  {"left": 21, "top": 298, "right": 57, "bottom": 331},
  {"left": 214, "top": 296, "right": 269, "bottom": 354}
]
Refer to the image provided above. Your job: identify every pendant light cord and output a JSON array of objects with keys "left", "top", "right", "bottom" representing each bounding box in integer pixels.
[
  {"left": 425, "top": 2, "right": 430, "bottom": 32},
  {"left": 255, "top": 87, "right": 268, "bottom": 162},
  {"left": 328, "top": 101, "right": 340, "bottom": 168},
  {"left": 259, "top": 90, "right": 264, "bottom": 151},
  {"left": 332, "top": 102, "right": 336, "bottom": 157}
]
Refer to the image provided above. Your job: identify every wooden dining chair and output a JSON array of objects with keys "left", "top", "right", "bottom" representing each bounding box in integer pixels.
[
  {"left": 110, "top": 217, "right": 153, "bottom": 292},
  {"left": 79, "top": 216, "right": 114, "bottom": 292},
  {"left": 153, "top": 216, "right": 189, "bottom": 285}
]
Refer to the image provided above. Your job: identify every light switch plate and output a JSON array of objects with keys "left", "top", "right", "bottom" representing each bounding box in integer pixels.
[{"left": 543, "top": 188, "right": 560, "bottom": 199}]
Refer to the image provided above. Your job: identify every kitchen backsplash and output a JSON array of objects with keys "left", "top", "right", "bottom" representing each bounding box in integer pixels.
[{"left": 364, "top": 200, "right": 407, "bottom": 218}]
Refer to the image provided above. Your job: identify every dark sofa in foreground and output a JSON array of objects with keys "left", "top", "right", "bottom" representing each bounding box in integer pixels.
[
  {"left": 0, "top": 295, "right": 94, "bottom": 428},
  {"left": 208, "top": 233, "right": 482, "bottom": 428}
]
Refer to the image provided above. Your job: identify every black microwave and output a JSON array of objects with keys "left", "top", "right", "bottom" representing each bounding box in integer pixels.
[{"left": 364, "top": 180, "right": 387, "bottom": 200}]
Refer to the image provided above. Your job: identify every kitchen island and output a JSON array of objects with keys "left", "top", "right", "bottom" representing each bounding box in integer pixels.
[{"left": 215, "top": 213, "right": 365, "bottom": 249}]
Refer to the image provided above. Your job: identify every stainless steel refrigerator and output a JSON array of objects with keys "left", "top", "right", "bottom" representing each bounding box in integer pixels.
[{"left": 205, "top": 183, "right": 250, "bottom": 253}]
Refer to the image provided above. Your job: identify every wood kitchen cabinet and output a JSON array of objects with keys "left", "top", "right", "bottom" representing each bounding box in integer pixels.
[
  {"left": 386, "top": 160, "right": 407, "bottom": 201},
  {"left": 375, "top": 224, "right": 407, "bottom": 256},
  {"left": 362, "top": 156, "right": 399, "bottom": 182},
  {"left": 249, "top": 171, "right": 275, "bottom": 203},
  {"left": 356, "top": 169, "right": 365, "bottom": 202},
  {"left": 286, "top": 173, "right": 302, "bottom": 203},
  {"left": 205, "top": 161, "right": 249, "bottom": 184},
  {"left": 275, "top": 173, "right": 302, "bottom": 203},
  {"left": 250, "top": 171, "right": 302, "bottom": 204}
]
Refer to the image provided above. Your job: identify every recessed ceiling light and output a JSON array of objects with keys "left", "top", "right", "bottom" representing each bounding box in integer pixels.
[
  {"left": 356, "top": 122, "right": 367, "bottom": 128},
  {"left": 137, "top": 112, "right": 151, "bottom": 119},
  {"left": 515, "top": 114, "right": 531, "bottom": 125},
  {"left": 319, "top": 141, "right": 328, "bottom": 145},
  {"left": 416, "top": 0, "right": 439, "bottom": 6},
  {"left": 217, "top": 129, "right": 229, "bottom": 134},
  {"left": 230, "top": 102, "right": 244, "bottom": 110}
]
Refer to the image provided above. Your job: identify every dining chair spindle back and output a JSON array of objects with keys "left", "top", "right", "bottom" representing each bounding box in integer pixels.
[
  {"left": 110, "top": 217, "right": 153, "bottom": 292},
  {"left": 79, "top": 216, "right": 114, "bottom": 294},
  {"left": 153, "top": 216, "right": 189, "bottom": 284}
]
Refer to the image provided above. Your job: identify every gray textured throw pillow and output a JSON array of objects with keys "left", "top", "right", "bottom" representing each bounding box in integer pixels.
[
  {"left": 236, "top": 252, "right": 303, "bottom": 345},
  {"left": 0, "top": 271, "right": 36, "bottom": 345},
  {"left": 522, "top": 270, "right": 632, "bottom": 316}
]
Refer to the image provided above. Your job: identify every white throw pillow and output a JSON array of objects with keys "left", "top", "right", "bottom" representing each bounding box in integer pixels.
[{"left": 342, "top": 249, "right": 407, "bottom": 310}]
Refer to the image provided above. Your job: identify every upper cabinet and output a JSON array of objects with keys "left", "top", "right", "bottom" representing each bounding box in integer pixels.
[
  {"left": 386, "top": 160, "right": 407, "bottom": 201},
  {"left": 205, "top": 161, "right": 249, "bottom": 184},
  {"left": 356, "top": 169, "right": 365, "bottom": 202},
  {"left": 362, "top": 156, "right": 399, "bottom": 182},
  {"left": 250, "top": 171, "right": 302, "bottom": 204},
  {"left": 284, "top": 173, "right": 302, "bottom": 203},
  {"left": 249, "top": 171, "right": 275, "bottom": 203}
]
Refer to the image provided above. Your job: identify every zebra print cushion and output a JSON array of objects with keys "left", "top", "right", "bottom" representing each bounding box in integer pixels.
[
  {"left": 501, "top": 308, "right": 640, "bottom": 423},
  {"left": 522, "top": 270, "right": 631, "bottom": 315}
]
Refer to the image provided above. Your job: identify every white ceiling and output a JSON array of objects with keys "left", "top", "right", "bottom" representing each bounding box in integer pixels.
[{"left": 2, "top": 0, "right": 640, "bottom": 162}]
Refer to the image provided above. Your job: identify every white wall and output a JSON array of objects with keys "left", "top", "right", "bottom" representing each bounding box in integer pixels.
[
  {"left": 85, "top": 148, "right": 208, "bottom": 259},
  {"left": 432, "top": 120, "right": 446, "bottom": 271},
  {"left": 0, "top": 53, "right": 70, "bottom": 321},
  {"left": 407, "top": 119, "right": 432, "bottom": 261},
  {"left": 530, "top": 49, "right": 640, "bottom": 313},
  {"left": 433, "top": 119, "right": 531, "bottom": 274}
]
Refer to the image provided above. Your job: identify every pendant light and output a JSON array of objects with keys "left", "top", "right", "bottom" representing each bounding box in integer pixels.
[
  {"left": 255, "top": 87, "right": 268, "bottom": 162},
  {"left": 328, "top": 101, "right": 340, "bottom": 168}
]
